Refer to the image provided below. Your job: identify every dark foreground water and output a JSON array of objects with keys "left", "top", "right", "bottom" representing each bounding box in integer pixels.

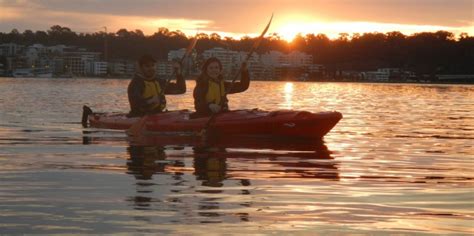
[{"left": 0, "top": 78, "right": 473, "bottom": 234}]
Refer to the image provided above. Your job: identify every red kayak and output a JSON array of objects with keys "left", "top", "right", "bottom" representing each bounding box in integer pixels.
[{"left": 83, "top": 106, "right": 342, "bottom": 139}]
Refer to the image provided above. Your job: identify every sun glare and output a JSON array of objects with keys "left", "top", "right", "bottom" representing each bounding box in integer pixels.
[
  {"left": 278, "top": 23, "right": 311, "bottom": 41},
  {"left": 284, "top": 82, "right": 294, "bottom": 94}
]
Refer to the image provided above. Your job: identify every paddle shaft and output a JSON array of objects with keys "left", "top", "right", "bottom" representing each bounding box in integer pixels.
[
  {"left": 227, "top": 14, "right": 273, "bottom": 92},
  {"left": 162, "top": 37, "right": 198, "bottom": 91}
]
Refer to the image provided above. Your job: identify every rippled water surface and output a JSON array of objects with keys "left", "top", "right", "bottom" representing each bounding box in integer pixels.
[{"left": 0, "top": 78, "right": 473, "bottom": 234}]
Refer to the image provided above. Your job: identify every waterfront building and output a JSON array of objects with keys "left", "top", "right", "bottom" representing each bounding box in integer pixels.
[
  {"left": 109, "top": 60, "right": 136, "bottom": 77},
  {"left": 261, "top": 50, "right": 314, "bottom": 80},
  {"left": 168, "top": 48, "right": 186, "bottom": 61},
  {"left": 85, "top": 61, "right": 108, "bottom": 76},
  {"left": 0, "top": 43, "right": 24, "bottom": 57},
  {"left": 156, "top": 60, "right": 174, "bottom": 76},
  {"left": 361, "top": 68, "right": 398, "bottom": 81},
  {"left": 261, "top": 50, "right": 313, "bottom": 67},
  {"left": 168, "top": 48, "right": 198, "bottom": 76},
  {"left": 61, "top": 48, "right": 101, "bottom": 76}
]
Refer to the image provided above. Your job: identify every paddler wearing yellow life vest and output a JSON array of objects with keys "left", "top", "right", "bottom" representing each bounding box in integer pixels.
[
  {"left": 127, "top": 54, "right": 186, "bottom": 117},
  {"left": 193, "top": 57, "right": 249, "bottom": 117}
]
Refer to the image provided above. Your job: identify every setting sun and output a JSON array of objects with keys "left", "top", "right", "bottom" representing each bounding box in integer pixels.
[{"left": 278, "top": 22, "right": 313, "bottom": 41}]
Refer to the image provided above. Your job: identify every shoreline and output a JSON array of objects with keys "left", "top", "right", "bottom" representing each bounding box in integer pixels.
[{"left": 1, "top": 75, "right": 472, "bottom": 85}]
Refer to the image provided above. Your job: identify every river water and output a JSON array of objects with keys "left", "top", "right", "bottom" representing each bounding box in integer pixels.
[{"left": 0, "top": 78, "right": 473, "bottom": 234}]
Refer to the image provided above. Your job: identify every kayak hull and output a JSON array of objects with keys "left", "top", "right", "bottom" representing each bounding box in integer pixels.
[{"left": 87, "top": 109, "right": 342, "bottom": 139}]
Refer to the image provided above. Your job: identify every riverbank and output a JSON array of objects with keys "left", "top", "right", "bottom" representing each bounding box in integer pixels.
[{"left": 2, "top": 75, "right": 473, "bottom": 85}]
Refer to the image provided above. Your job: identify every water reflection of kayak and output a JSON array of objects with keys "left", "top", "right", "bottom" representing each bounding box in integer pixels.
[
  {"left": 82, "top": 106, "right": 342, "bottom": 139},
  {"left": 83, "top": 129, "right": 332, "bottom": 152},
  {"left": 130, "top": 134, "right": 331, "bottom": 153},
  {"left": 124, "top": 145, "right": 340, "bottom": 195}
]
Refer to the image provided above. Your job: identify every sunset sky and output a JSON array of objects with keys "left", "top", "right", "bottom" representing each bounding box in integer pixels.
[{"left": 1, "top": 0, "right": 473, "bottom": 41}]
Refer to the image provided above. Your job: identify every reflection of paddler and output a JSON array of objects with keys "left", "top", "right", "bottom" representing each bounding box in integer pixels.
[
  {"left": 127, "top": 146, "right": 167, "bottom": 180},
  {"left": 193, "top": 149, "right": 227, "bottom": 187}
]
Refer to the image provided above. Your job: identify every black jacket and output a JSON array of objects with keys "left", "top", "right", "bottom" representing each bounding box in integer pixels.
[
  {"left": 193, "top": 70, "right": 249, "bottom": 116},
  {"left": 128, "top": 73, "right": 185, "bottom": 117}
]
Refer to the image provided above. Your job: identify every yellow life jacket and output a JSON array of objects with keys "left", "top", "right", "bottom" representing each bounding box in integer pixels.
[
  {"left": 205, "top": 79, "right": 225, "bottom": 105},
  {"left": 142, "top": 79, "right": 166, "bottom": 112}
]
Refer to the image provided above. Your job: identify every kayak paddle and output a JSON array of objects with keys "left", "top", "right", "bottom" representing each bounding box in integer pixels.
[{"left": 162, "top": 36, "right": 198, "bottom": 91}]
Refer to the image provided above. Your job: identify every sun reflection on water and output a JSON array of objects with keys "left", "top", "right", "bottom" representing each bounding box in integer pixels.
[{"left": 283, "top": 82, "right": 293, "bottom": 109}]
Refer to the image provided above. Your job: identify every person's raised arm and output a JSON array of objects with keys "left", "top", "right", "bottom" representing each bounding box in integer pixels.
[
  {"left": 225, "top": 62, "right": 249, "bottom": 94},
  {"left": 164, "top": 62, "right": 186, "bottom": 94}
]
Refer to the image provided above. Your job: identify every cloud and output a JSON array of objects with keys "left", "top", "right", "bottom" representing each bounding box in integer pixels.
[
  {"left": 5, "top": 0, "right": 471, "bottom": 25},
  {"left": 0, "top": 3, "right": 216, "bottom": 35},
  {"left": 0, "top": 6, "right": 23, "bottom": 21},
  {"left": 1, "top": 0, "right": 473, "bottom": 37}
]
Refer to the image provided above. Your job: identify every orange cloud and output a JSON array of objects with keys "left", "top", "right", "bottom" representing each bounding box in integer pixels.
[{"left": 0, "top": 7, "right": 24, "bottom": 20}]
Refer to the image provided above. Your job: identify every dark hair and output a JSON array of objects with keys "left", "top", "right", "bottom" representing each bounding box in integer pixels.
[
  {"left": 138, "top": 54, "right": 156, "bottom": 66},
  {"left": 201, "top": 57, "right": 222, "bottom": 75}
]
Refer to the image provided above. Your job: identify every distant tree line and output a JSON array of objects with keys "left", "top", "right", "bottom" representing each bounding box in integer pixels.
[{"left": 1, "top": 25, "right": 473, "bottom": 74}]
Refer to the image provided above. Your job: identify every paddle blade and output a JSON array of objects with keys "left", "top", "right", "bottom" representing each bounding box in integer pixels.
[
  {"left": 259, "top": 13, "right": 273, "bottom": 39},
  {"left": 254, "top": 14, "right": 273, "bottom": 48},
  {"left": 180, "top": 37, "right": 198, "bottom": 63},
  {"left": 246, "top": 13, "right": 274, "bottom": 61},
  {"left": 186, "top": 37, "right": 198, "bottom": 55},
  {"left": 81, "top": 105, "right": 93, "bottom": 128}
]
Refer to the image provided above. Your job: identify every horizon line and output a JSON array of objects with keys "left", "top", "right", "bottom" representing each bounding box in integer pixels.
[{"left": 2, "top": 25, "right": 472, "bottom": 42}]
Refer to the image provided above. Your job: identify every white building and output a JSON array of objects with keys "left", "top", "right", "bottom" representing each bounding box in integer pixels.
[
  {"left": 261, "top": 50, "right": 313, "bottom": 67},
  {"left": 288, "top": 51, "right": 313, "bottom": 67},
  {"left": 62, "top": 49, "right": 101, "bottom": 76},
  {"left": 261, "top": 51, "right": 286, "bottom": 66},
  {"left": 0, "top": 43, "right": 24, "bottom": 57},
  {"left": 168, "top": 48, "right": 186, "bottom": 61},
  {"left": 361, "top": 68, "right": 398, "bottom": 81},
  {"left": 156, "top": 60, "right": 174, "bottom": 76},
  {"left": 85, "top": 61, "right": 108, "bottom": 76},
  {"left": 201, "top": 47, "right": 270, "bottom": 79},
  {"left": 110, "top": 60, "right": 136, "bottom": 76},
  {"left": 309, "top": 64, "right": 325, "bottom": 74},
  {"left": 260, "top": 50, "right": 314, "bottom": 80},
  {"left": 168, "top": 48, "right": 197, "bottom": 76},
  {"left": 24, "top": 45, "right": 43, "bottom": 66},
  {"left": 234, "top": 52, "right": 266, "bottom": 79},
  {"left": 48, "top": 45, "right": 68, "bottom": 54}
]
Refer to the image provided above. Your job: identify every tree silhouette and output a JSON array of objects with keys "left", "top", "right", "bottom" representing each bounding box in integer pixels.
[{"left": 0, "top": 26, "right": 472, "bottom": 76}]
